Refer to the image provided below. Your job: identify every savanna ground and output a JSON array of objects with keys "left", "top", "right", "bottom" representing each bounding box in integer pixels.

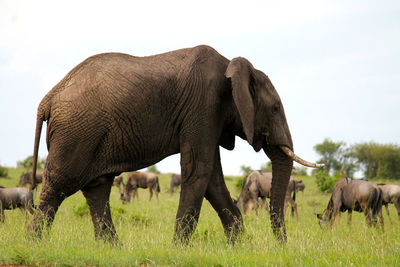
[{"left": 1, "top": 168, "right": 400, "bottom": 266}]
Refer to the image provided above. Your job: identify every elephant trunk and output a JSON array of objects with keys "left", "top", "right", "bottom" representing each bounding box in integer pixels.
[{"left": 265, "top": 146, "right": 293, "bottom": 243}]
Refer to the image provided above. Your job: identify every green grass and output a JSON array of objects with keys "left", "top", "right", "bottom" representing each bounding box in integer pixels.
[{"left": 1, "top": 169, "right": 400, "bottom": 266}]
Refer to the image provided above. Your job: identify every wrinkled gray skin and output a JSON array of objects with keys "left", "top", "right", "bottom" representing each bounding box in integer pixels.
[
  {"left": 378, "top": 184, "right": 400, "bottom": 224},
  {"left": 121, "top": 172, "right": 160, "bottom": 203},
  {"left": 28, "top": 45, "right": 297, "bottom": 245},
  {"left": 18, "top": 170, "right": 43, "bottom": 189},
  {"left": 113, "top": 176, "right": 124, "bottom": 196},
  {"left": 316, "top": 178, "right": 383, "bottom": 228},
  {"left": 236, "top": 171, "right": 304, "bottom": 220},
  {"left": 168, "top": 174, "right": 182, "bottom": 194},
  {"left": 0, "top": 186, "right": 35, "bottom": 222}
]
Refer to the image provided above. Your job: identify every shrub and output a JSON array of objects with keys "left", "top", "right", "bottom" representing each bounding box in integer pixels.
[
  {"left": 315, "top": 170, "right": 340, "bottom": 193},
  {"left": 0, "top": 165, "right": 8, "bottom": 178}
]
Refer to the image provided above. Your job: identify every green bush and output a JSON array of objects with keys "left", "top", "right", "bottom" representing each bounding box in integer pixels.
[
  {"left": 315, "top": 170, "right": 340, "bottom": 193},
  {"left": 0, "top": 165, "right": 8, "bottom": 178}
]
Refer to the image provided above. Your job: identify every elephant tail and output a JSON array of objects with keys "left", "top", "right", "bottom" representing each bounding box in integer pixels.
[{"left": 31, "top": 97, "right": 51, "bottom": 190}]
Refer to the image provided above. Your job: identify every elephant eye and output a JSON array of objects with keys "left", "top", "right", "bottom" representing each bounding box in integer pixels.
[{"left": 272, "top": 103, "right": 280, "bottom": 114}]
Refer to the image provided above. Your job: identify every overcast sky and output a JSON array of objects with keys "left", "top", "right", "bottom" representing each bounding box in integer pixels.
[{"left": 1, "top": 0, "right": 399, "bottom": 176}]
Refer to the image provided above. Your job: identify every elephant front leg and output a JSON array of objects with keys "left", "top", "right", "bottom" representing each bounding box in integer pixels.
[
  {"left": 174, "top": 177, "right": 208, "bottom": 245},
  {"left": 174, "top": 140, "right": 213, "bottom": 245},
  {"left": 81, "top": 175, "right": 118, "bottom": 245},
  {"left": 204, "top": 156, "right": 243, "bottom": 244}
]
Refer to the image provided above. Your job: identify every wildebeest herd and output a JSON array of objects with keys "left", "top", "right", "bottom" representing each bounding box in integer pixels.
[{"left": 1, "top": 169, "right": 399, "bottom": 232}]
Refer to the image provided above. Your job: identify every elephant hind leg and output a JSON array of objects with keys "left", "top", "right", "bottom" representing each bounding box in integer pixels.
[
  {"left": 81, "top": 175, "right": 118, "bottom": 245},
  {"left": 27, "top": 179, "right": 69, "bottom": 240}
]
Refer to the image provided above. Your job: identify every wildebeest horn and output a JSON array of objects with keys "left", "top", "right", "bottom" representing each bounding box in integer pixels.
[
  {"left": 280, "top": 146, "right": 325, "bottom": 168},
  {"left": 312, "top": 208, "right": 317, "bottom": 215}
]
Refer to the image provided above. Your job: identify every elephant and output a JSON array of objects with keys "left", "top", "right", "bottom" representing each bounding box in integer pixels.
[{"left": 28, "top": 45, "right": 322, "bottom": 245}]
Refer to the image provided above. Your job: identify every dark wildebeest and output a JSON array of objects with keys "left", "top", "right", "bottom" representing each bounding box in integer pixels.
[
  {"left": 113, "top": 175, "right": 124, "bottom": 196},
  {"left": 18, "top": 170, "right": 44, "bottom": 189},
  {"left": 315, "top": 178, "right": 383, "bottom": 228},
  {"left": 122, "top": 172, "right": 160, "bottom": 203},
  {"left": 378, "top": 183, "right": 400, "bottom": 224},
  {"left": 236, "top": 171, "right": 305, "bottom": 219},
  {"left": 0, "top": 186, "right": 35, "bottom": 222},
  {"left": 168, "top": 174, "right": 182, "bottom": 194}
]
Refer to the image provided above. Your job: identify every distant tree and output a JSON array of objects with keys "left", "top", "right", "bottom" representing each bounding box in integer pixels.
[
  {"left": 17, "top": 155, "right": 46, "bottom": 169},
  {"left": 260, "top": 161, "right": 272, "bottom": 172},
  {"left": 292, "top": 166, "right": 308, "bottom": 176},
  {"left": 314, "top": 138, "right": 346, "bottom": 175},
  {"left": 147, "top": 165, "right": 160, "bottom": 174},
  {"left": 351, "top": 142, "right": 400, "bottom": 179},
  {"left": 235, "top": 165, "right": 253, "bottom": 192}
]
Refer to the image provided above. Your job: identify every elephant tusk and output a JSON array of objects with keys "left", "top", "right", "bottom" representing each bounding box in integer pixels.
[{"left": 280, "top": 146, "right": 325, "bottom": 168}]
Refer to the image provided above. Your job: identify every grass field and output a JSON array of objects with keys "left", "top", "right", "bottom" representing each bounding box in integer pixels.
[{"left": 1, "top": 168, "right": 400, "bottom": 266}]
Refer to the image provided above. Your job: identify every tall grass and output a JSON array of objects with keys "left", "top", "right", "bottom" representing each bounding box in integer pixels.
[{"left": 0, "top": 169, "right": 399, "bottom": 266}]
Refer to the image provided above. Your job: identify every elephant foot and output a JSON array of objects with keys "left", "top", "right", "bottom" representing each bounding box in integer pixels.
[
  {"left": 270, "top": 212, "right": 287, "bottom": 244},
  {"left": 173, "top": 212, "right": 199, "bottom": 246}
]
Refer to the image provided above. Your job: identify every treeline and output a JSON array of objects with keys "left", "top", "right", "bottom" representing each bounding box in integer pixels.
[{"left": 314, "top": 138, "right": 400, "bottom": 180}]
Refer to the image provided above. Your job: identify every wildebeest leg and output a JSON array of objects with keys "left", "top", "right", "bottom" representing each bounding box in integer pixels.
[
  {"left": 292, "top": 201, "right": 298, "bottom": 221},
  {"left": 148, "top": 187, "right": 153, "bottom": 202},
  {"left": 154, "top": 184, "right": 159, "bottom": 204},
  {"left": 19, "top": 207, "right": 29, "bottom": 220},
  {"left": 333, "top": 212, "right": 342, "bottom": 227},
  {"left": 204, "top": 152, "right": 243, "bottom": 244},
  {"left": 0, "top": 202, "right": 4, "bottom": 223},
  {"left": 81, "top": 175, "right": 118, "bottom": 245},
  {"left": 393, "top": 199, "right": 400, "bottom": 223},
  {"left": 384, "top": 204, "right": 393, "bottom": 225},
  {"left": 364, "top": 207, "right": 373, "bottom": 226},
  {"left": 347, "top": 210, "right": 352, "bottom": 225}
]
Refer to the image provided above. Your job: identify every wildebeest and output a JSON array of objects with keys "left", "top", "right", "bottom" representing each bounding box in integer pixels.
[
  {"left": 236, "top": 170, "right": 305, "bottom": 219},
  {"left": 315, "top": 178, "right": 383, "bottom": 228},
  {"left": 113, "top": 175, "right": 124, "bottom": 196},
  {"left": 0, "top": 186, "right": 35, "bottom": 222},
  {"left": 378, "top": 183, "right": 400, "bottom": 224},
  {"left": 18, "top": 170, "right": 44, "bottom": 189},
  {"left": 121, "top": 172, "right": 160, "bottom": 203},
  {"left": 168, "top": 174, "right": 182, "bottom": 194}
]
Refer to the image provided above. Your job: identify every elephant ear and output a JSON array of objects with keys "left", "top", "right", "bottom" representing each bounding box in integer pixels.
[{"left": 225, "top": 57, "right": 255, "bottom": 145}]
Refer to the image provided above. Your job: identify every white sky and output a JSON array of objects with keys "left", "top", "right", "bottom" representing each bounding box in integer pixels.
[{"left": 1, "top": 0, "right": 399, "bottom": 176}]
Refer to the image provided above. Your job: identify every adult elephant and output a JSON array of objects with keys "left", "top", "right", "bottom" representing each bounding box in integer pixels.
[{"left": 28, "top": 45, "right": 322, "bottom": 245}]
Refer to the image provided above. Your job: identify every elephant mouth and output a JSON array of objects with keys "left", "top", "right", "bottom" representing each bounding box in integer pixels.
[{"left": 279, "top": 146, "right": 325, "bottom": 168}]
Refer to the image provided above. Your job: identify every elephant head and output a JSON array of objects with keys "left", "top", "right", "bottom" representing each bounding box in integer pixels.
[{"left": 225, "top": 57, "right": 322, "bottom": 242}]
